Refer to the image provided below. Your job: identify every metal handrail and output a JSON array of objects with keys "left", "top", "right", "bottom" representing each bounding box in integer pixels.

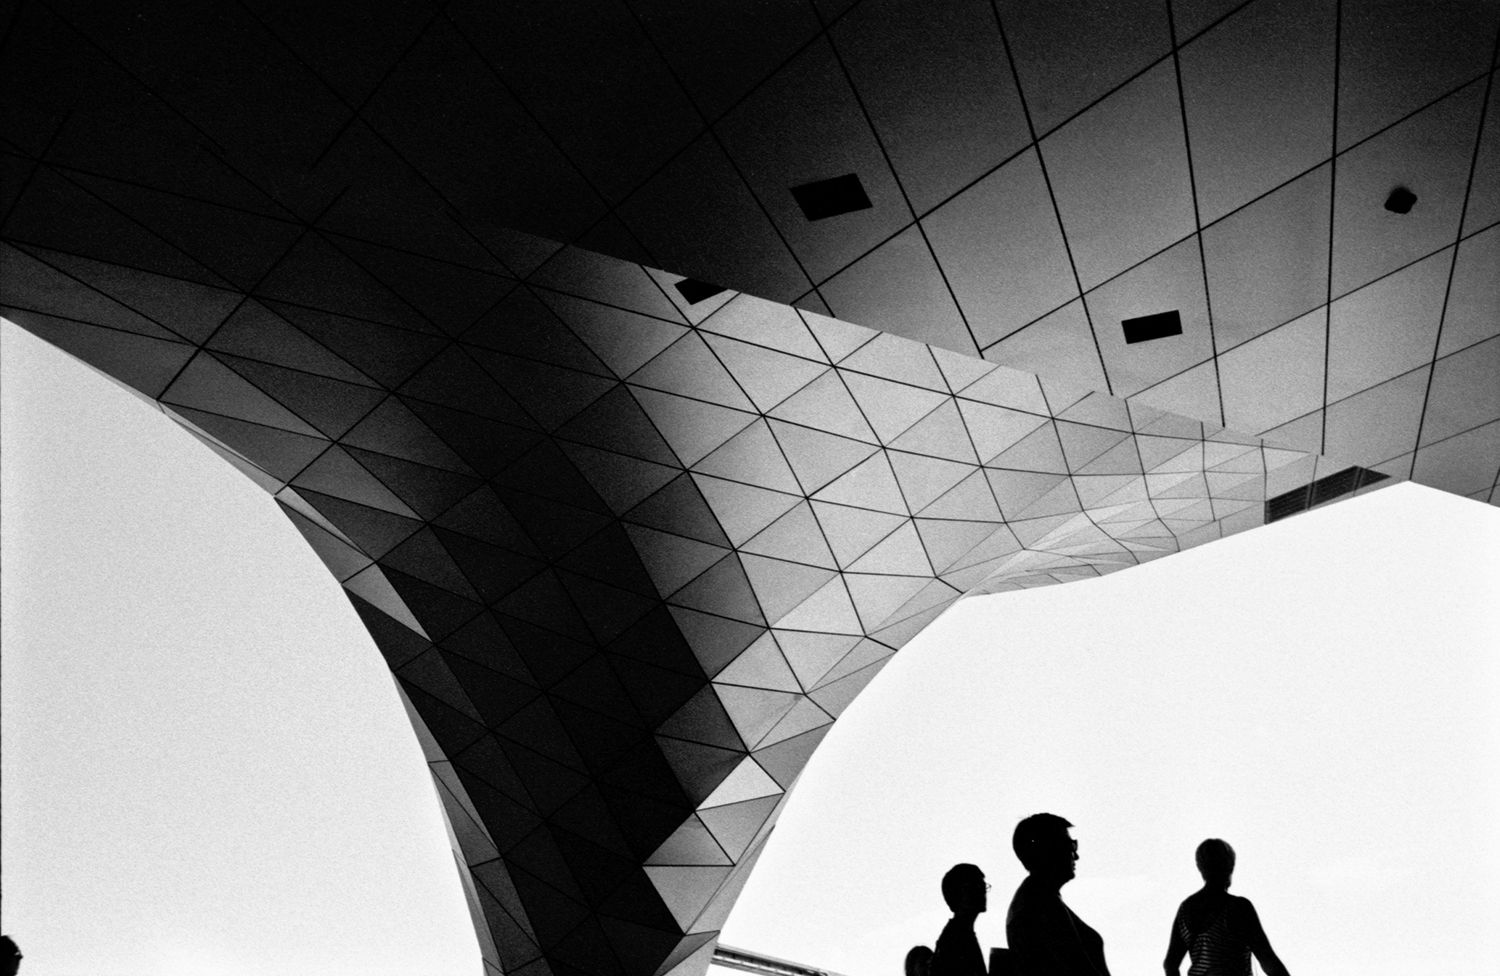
[{"left": 712, "top": 943, "right": 846, "bottom": 976}]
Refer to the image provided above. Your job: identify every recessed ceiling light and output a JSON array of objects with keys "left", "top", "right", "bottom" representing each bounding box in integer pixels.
[{"left": 1384, "top": 186, "right": 1417, "bottom": 214}]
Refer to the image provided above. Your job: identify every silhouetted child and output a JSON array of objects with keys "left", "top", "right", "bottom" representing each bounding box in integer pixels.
[
  {"left": 931, "top": 863, "right": 989, "bottom": 976},
  {"left": 1005, "top": 813, "right": 1110, "bottom": 976},
  {"left": 1164, "top": 839, "right": 1291, "bottom": 976}
]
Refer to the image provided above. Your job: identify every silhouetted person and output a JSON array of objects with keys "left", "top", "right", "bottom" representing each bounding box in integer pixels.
[
  {"left": 0, "top": 935, "right": 21, "bottom": 976},
  {"left": 1006, "top": 814, "right": 1110, "bottom": 976},
  {"left": 1164, "top": 840, "right": 1290, "bottom": 976},
  {"left": 906, "top": 945, "right": 935, "bottom": 976},
  {"left": 932, "top": 863, "right": 989, "bottom": 976}
]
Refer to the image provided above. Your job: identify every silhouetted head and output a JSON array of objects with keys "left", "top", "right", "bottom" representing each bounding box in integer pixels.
[
  {"left": 1013, "top": 813, "right": 1077, "bottom": 884},
  {"left": 0, "top": 935, "right": 20, "bottom": 976},
  {"left": 905, "top": 944, "right": 934, "bottom": 976},
  {"left": 942, "top": 862, "right": 988, "bottom": 916},
  {"left": 1196, "top": 838, "right": 1236, "bottom": 889}
]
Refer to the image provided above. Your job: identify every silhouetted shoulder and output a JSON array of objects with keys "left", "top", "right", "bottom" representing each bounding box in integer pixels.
[
  {"left": 933, "top": 916, "right": 986, "bottom": 976},
  {"left": 1226, "top": 897, "right": 1263, "bottom": 933},
  {"left": 1005, "top": 876, "right": 1060, "bottom": 954},
  {"left": 1174, "top": 889, "right": 1231, "bottom": 936}
]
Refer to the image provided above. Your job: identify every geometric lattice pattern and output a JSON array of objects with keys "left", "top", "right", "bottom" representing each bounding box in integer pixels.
[
  {"left": 4, "top": 4, "right": 1496, "bottom": 976},
  {"left": 5, "top": 2, "right": 1495, "bottom": 504},
  {"left": 2, "top": 229, "right": 1361, "bottom": 976}
]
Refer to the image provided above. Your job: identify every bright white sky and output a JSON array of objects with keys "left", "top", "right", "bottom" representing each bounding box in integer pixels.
[{"left": 3, "top": 319, "right": 1498, "bottom": 976}]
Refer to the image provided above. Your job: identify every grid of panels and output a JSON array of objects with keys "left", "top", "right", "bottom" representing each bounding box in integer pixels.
[
  {"left": 2, "top": 3, "right": 1492, "bottom": 975},
  {"left": 3, "top": 224, "right": 1367, "bottom": 976},
  {"left": 4, "top": 2, "right": 1495, "bottom": 500}
]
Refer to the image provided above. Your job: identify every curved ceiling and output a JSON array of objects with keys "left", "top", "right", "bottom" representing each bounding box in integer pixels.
[
  {"left": 6, "top": 0, "right": 1497, "bottom": 496},
  {"left": 3, "top": 3, "right": 1497, "bottom": 976}
]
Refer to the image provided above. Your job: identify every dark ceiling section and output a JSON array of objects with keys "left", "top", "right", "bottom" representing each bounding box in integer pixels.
[{"left": 9, "top": 1, "right": 1496, "bottom": 488}]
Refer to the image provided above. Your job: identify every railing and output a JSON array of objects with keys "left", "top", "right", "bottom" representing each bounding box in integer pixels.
[{"left": 712, "top": 944, "right": 845, "bottom": 976}]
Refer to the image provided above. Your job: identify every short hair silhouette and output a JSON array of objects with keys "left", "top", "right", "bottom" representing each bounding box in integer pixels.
[
  {"left": 941, "top": 863, "right": 984, "bottom": 910},
  {"left": 1195, "top": 839, "right": 1235, "bottom": 880},
  {"left": 905, "top": 944, "right": 934, "bottom": 976},
  {"left": 1012, "top": 813, "right": 1073, "bottom": 872}
]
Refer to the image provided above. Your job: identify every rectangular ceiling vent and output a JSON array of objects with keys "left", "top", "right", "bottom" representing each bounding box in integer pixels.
[
  {"left": 1265, "top": 466, "right": 1390, "bottom": 523},
  {"left": 790, "top": 173, "right": 873, "bottom": 221},
  {"left": 1121, "top": 309, "right": 1183, "bottom": 344},
  {"left": 674, "top": 278, "right": 727, "bottom": 304}
]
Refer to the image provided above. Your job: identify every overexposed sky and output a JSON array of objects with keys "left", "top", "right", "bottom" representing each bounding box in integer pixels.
[{"left": 3, "top": 319, "right": 1497, "bottom": 976}]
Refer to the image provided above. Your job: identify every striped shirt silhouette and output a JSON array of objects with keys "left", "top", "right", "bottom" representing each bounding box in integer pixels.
[
  {"left": 1164, "top": 840, "right": 1290, "bottom": 976},
  {"left": 1172, "top": 892, "right": 1255, "bottom": 976}
]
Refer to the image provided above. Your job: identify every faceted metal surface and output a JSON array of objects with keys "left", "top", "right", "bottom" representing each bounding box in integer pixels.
[
  {"left": 5, "top": 1, "right": 1494, "bottom": 496},
  {"left": 2, "top": 229, "right": 1365, "bottom": 976},
  {"left": 3, "top": 3, "right": 1496, "bottom": 975}
]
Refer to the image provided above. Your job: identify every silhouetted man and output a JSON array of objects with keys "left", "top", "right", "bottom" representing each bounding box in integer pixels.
[
  {"left": 0, "top": 935, "right": 21, "bottom": 976},
  {"left": 932, "top": 863, "right": 989, "bottom": 976},
  {"left": 1164, "top": 839, "right": 1291, "bottom": 976},
  {"left": 1005, "top": 814, "right": 1110, "bottom": 976}
]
